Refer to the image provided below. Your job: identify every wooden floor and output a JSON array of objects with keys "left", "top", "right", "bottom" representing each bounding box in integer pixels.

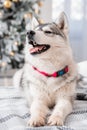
[
  {"left": 0, "top": 78, "right": 13, "bottom": 86},
  {"left": 0, "top": 69, "right": 17, "bottom": 86}
]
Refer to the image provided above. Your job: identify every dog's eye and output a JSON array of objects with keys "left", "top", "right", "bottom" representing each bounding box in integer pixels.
[{"left": 44, "top": 31, "right": 52, "bottom": 34}]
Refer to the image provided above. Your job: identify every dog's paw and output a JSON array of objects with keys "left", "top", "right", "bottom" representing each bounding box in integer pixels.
[
  {"left": 28, "top": 117, "right": 45, "bottom": 127},
  {"left": 47, "top": 115, "right": 63, "bottom": 126}
]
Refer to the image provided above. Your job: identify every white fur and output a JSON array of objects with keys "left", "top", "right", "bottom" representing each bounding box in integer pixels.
[{"left": 13, "top": 12, "right": 77, "bottom": 127}]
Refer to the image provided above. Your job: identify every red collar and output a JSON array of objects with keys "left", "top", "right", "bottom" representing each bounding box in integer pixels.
[{"left": 33, "top": 66, "right": 68, "bottom": 78}]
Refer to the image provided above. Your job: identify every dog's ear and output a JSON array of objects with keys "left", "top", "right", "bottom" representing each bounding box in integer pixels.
[
  {"left": 55, "top": 12, "right": 69, "bottom": 34},
  {"left": 31, "top": 17, "right": 39, "bottom": 29}
]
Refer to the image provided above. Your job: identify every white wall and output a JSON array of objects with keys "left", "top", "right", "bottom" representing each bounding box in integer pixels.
[{"left": 40, "top": 0, "right": 52, "bottom": 22}]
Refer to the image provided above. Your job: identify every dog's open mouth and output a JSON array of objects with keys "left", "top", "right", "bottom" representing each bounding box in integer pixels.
[{"left": 29, "top": 40, "right": 50, "bottom": 55}]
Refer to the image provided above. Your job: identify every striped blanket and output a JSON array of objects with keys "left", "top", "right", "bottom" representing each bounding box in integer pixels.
[{"left": 0, "top": 85, "right": 87, "bottom": 130}]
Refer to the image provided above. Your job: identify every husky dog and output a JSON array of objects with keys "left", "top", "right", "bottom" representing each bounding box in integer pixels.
[{"left": 13, "top": 12, "right": 77, "bottom": 127}]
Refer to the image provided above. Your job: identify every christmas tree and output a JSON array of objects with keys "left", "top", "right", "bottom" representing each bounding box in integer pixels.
[{"left": 0, "top": 0, "right": 43, "bottom": 71}]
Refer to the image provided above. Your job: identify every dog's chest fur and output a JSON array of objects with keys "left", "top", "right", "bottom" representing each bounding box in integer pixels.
[{"left": 21, "top": 63, "right": 72, "bottom": 107}]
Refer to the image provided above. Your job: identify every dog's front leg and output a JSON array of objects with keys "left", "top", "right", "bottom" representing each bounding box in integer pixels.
[
  {"left": 48, "top": 98, "right": 72, "bottom": 126},
  {"left": 28, "top": 99, "right": 48, "bottom": 127}
]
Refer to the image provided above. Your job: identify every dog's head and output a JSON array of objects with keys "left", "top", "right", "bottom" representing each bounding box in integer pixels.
[{"left": 25, "top": 12, "right": 73, "bottom": 71}]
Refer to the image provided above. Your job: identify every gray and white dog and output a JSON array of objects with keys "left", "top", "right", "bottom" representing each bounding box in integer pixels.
[{"left": 13, "top": 12, "right": 77, "bottom": 127}]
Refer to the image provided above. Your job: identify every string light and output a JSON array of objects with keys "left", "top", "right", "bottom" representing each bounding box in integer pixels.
[
  {"left": 10, "top": 52, "right": 15, "bottom": 56},
  {"left": 38, "top": 1, "right": 43, "bottom": 7},
  {"left": 14, "top": 41, "right": 18, "bottom": 46},
  {"left": 35, "top": 9, "right": 39, "bottom": 14},
  {"left": 0, "top": 12, "right": 2, "bottom": 17},
  {"left": 24, "top": 13, "right": 32, "bottom": 19},
  {"left": 38, "top": 19, "right": 44, "bottom": 24},
  {"left": 4, "top": 0, "right": 12, "bottom": 9},
  {"left": 2, "top": 62, "right": 6, "bottom": 67}
]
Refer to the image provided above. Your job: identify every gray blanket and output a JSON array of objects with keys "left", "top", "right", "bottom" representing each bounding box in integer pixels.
[{"left": 0, "top": 85, "right": 87, "bottom": 130}]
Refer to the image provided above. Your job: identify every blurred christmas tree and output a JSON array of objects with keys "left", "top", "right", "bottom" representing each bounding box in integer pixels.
[{"left": 0, "top": 0, "right": 44, "bottom": 71}]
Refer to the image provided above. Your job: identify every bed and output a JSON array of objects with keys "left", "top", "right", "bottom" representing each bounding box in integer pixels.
[{"left": 0, "top": 61, "right": 87, "bottom": 130}]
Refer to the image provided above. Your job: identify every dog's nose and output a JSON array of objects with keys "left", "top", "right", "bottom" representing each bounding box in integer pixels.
[{"left": 27, "top": 30, "right": 35, "bottom": 38}]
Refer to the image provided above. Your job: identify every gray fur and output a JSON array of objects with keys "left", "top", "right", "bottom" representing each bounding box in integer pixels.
[{"left": 13, "top": 12, "right": 77, "bottom": 127}]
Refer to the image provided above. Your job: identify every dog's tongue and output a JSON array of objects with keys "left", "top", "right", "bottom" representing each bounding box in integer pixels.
[{"left": 29, "top": 46, "right": 43, "bottom": 53}]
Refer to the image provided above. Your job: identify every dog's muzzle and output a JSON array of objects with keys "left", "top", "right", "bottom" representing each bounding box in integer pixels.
[{"left": 27, "top": 30, "right": 50, "bottom": 55}]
